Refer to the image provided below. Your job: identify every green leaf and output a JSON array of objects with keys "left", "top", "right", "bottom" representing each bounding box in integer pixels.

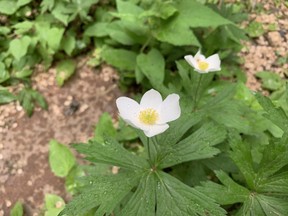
[
  {"left": 17, "top": 0, "right": 32, "bottom": 7},
  {"left": 237, "top": 194, "right": 288, "bottom": 216},
  {"left": 246, "top": 21, "right": 265, "bottom": 37},
  {"left": 13, "top": 21, "right": 34, "bottom": 35},
  {"left": 15, "top": 69, "right": 33, "bottom": 78},
  {"left": 115, "top": 0, "right": 148, "bottom": 35},
  {"left": 119, "top": 172, "right": 156, "bottom": 216},
  {"left": 0, "top": 1, "right": 17, "bottom": 15},
  {"left": 59, "top": 171, "right": 141, "bottom": 216},
  {"left": 94, "top": 112, "right": 117, "bottom": 143},
  {"left": 0, "top": 62, "right": 10, "bottom": 83},
  {"left": 255, "top": 93, "right": 288, "bottom": 132},
  {"left": 73, "top": 138, "right": 149, "bottom": 170},
  {"left": 65, "top": 165, "right": 85, "bottom": 195},
  {"left": 30, "top": 90, "right": 48, "bottom": 110},
  {"left": 159, "top": 121, "right": 226, "bottom": 169},
  {"left": 153, "top": 0, "right": 231, "bottom": 46},
  {"left": 0, "top": 90, "right": 16, "bottom": 104},
  {"left": 256, "top": 71, "right": 283, "bottom": 91},
  {"left": 40, "top": 0, "right": 55, "bottom": 12},
  {"left": 157, "top": 112, "right": 202, "bottom": 147},
  {"left": 136, "top": 48, "right": 165, "bottom": 85},
  {"left": 60, "top": 33, "right": 76, "bottom": 56},
  {"left": 10, "top": 201, "right": 23, "bottom": 216},
  {"left": 45, "top": 194, "right": 65, "bottom": 209},
  {"left": 141, "top": 2, "right": 178, "bottom": 20},
  {"left": 84, "top": 22, "right": 109, "bottom": 37},
  {"left": 197, "top": 170, "right": 250, "bottom": 205},
  {"left": 47, "top": 27, "right": 65, "bottom": 51},
  {"left": 155, "top": 171, "right": 226, "bottom": 216},
  {"left": 101, "top": 47, "right": 137, "bottom": 71},
  {"left": 56, "top": 59, "right": 76, "bottom": 86},
  {"left": 49, "top": 139, "right": 76, "bottom": 177},
  {"left": 9, "top": 36, "right": 31, "bottom": 60},
  {"left": 44, "top": 194, "right": 65, "bottom": 216}
]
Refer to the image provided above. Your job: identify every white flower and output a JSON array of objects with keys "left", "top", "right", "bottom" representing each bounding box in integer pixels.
[
  {"left": 184, "top": 50, "right": 221, "bottom": 73},
  {"left": 116, "top": 89, "right": 181, "bottom": 137}
]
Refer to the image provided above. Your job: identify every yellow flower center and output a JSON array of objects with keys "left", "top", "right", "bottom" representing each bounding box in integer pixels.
[
  {"left": 198, "top": 61, "right": 209, "bottom": 71},
  {"left": 139, "top": 108, "right": 159, "bottom": 125}
]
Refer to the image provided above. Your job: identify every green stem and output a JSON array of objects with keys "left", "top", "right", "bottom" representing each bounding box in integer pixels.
[
  {"left": 147, "top": 137, "right": 152, "bottom": 163},
  {"left": 194, "top": 74, "right": 203, "bottom": 110}
]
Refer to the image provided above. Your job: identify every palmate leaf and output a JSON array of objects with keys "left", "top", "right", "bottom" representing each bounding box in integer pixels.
[
  {"left": 73, "top": 138, "right": 149, "bottom": 170},
  {"left": 59, "top": 171, "right": 142, "bottom": 216},
  {"left": 196, "top": 170, "right": 250, "bottom": 205},
  {"left": 256, "top": 93, "right": 288, "bottom": 133},
  {"left": 236, "top": 195, "right": 288, "bottom": 216},
  {"left": 118, "top": 170, "right": 226, "bottom": 216},
  {"left": 155, "top": 171, "right": 226, "bottom": 216},
  {"left": 158, "top": 121, "right": 226, "bottom": 169}
]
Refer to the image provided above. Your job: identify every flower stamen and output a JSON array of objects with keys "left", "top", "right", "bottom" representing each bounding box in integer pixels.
[
  {"left": 198, "top": 61, "right": 209, "bottom": 71},
  {"left": 139, "top": 108, "right": 159, "bottom": 125}
]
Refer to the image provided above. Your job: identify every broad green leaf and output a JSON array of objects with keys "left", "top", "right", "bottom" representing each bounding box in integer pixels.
[
  {"left": 0, "top": 1, "right": 17, "bottom": 15},
  {"left": 136, "top": 48, "right": 165, "bottom": 85},
  {"left": 45, "top": 208, "right": 63, "bottom": 216},
  {"left": 101, "top": 47, "right": 137, "bottom": 71},
  {"left": 13, "top": 21, "right": 34, "bottom": 35},
  {"left": 156, "top": 171, "right": 226, "bottom": 216},
  {"left": 45, "top": 194, "right": 65, "bottom": 209},
  {"left": 15, "top": 69, "right": 33, "bottom": 78},
  {"left": 56, "top": 59, "right": 76, "bottom": 86},
  {"left": 84, "top": 22, "right": 109, "bottom": 37},
  {"left": 256, "top": 71, "right": 283, "bottom": 91},
  {"left": 9, "top": 36, "right": 31, "bottom": 60},
  {"left": 94, "top": 112, "right": 117, "bottom": 143},
  {"left": 196, "top": 170, "right": 250, "bottom": 205},
  {"left": 59, "top": 171, "right": 141, "bottom": 216},
  {"left": 140, "top": 1, "right": 177, "bottom": 20},
  {"left": 17, "top": 0, "right": 32, "bottom": 7},
  {"left": 159, "top": 121, "right": 226, "bottom": 169},
  {"left": 115, "top": 0, "right": 148, "bottom": 35},
  {"left": 10, "top": 201, "right": 23, "bottom": 216},
  {"left": 107, "top": 21, "right": 141, "bottom": 45},
  {"left": 0, "top": 62, "right": 10, "bottom": 83},
  {"left": 60, "top": 33, "right": 76, "bottom": 56},
  {"left": 47, "top": 27, "right": 65, "bottom": 51},
  {"left": 73, "top": 138, "right": 149, "bottom": 170},
  {"left": 0, "top": 90, "right": 16, "bottom": 104},
  {"left": 153, "top": 0, "right": 231, "bottom": 46},
  {"left": 40, "top": 0, "right": 55, "bottom": 12},
  {"left": 0, "top": 26, "right": 11, "bottom": 35},
  {"left": 49, "top": 139, "right": 76, "bottom": 177}
]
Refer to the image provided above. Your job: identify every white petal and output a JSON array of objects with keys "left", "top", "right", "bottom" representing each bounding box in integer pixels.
[
  {"left": 143, "top": 124, "right": 169, "bottom": 137},
  {"left": 158, "top": 94, "right": 181, "bottom": 124},
  {"left": 116, "top": 97, "right": 140, "bottom": 126},
  {"left": 206, "top": 54, "right": 221, "bottom": 72},
  {"left": 140, "top": 89, "right": 162, "bottom": 110},
  {"left": 194, "top": 50, "right": 206, "bottom": 61},
  {"left": 184, "top": 55, "right": 197, "bottom": 69}
]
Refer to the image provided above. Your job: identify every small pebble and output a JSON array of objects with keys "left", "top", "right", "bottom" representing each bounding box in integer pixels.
[
  {"left": 6, "top": 200, "right": 11, "bottom": 207},
  {"left": 0, "top": 154, "right": 3, "bottom": 160},
  {"left": 27, "top": 180, "right": 33, "bottom": 186},
  {"left": 17, "top": 169, "right": 23, "bottom": 175}
]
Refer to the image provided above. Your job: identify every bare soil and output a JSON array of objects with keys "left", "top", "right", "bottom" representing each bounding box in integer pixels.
[{"left": 0, "top": 58, "right": 120, "bottom": 216}]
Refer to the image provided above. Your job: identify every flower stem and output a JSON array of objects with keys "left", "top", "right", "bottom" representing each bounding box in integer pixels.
[
  {"left": 194, "top": 74, "right": 203, "bottom": 110},
  {"left": 147, "top": 137, "right": 152, "bottom": 163}
]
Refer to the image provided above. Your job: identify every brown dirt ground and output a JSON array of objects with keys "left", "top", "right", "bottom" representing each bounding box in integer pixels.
[{"left": 0, "top": 58, "right": 121, "bottom": 216}]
